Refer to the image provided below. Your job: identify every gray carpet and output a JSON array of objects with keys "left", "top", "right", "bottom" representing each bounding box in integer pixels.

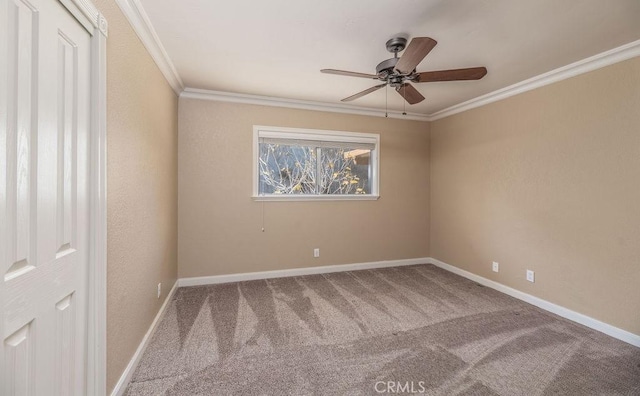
[{"left": 125, "top": 264, "right": 640, "bottom": 395}]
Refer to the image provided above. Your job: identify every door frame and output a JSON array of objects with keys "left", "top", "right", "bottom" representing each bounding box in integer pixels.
[{"left": 56, "top": 1, "right": 108, "bottom": 394}]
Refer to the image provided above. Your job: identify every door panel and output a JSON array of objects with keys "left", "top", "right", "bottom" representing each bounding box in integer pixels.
[
  {"left": 4, "top": 322, "right": 34, "bottom": 395},
  {"left": 4, "top": 0, "right": 37, "bottom": 282},
  {"left": 1, "top": 0, "right": 91, "bottom": 394},
  {"left": 54, "top": 293, "right": 75, "bottom": 396},
  {"left": 56, "top": 30, "right": 78, "bottom": 258}
]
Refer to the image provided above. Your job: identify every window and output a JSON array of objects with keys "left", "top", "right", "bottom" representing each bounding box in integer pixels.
[{"left": 253, "top": 126, "right": 380, "bottom": 201}]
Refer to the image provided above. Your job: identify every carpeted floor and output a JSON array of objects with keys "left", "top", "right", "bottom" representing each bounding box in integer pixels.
[{"left": 125, "top": 264, "right": 640, "bottom": 395}]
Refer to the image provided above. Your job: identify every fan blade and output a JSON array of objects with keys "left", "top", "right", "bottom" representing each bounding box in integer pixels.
[
  {"left": 341, "top": 83, "right": 387, "bottom": 102},
  {"left": 321, "top": 69, "right": 378, "bottom": 79},
  {"left": 394, "top": 37, "right": 437, "bottom": 74},
  {"left": 395, "top": 83, "right": 425, "bottom": 105},
  {"left": 416, "top": 67, "right": 487, "bottom": 82}
]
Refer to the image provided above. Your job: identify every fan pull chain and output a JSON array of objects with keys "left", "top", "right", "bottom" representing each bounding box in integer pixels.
[
  {"left": 403, "top": 85, "right": 407, "bottom": 116},
  {"left": 385, "top": 84, "right": 388, "bottom": 118}
]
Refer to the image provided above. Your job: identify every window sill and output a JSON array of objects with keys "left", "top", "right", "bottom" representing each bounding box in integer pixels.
[{"left": 252, "top": 194, "right": 380, "bottom": 202}]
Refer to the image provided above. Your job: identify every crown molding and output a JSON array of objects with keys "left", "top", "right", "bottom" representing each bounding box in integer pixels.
[
  {"left": 114, "top": 1, "right": 639, "bottom": 122},
  {"left": 114, "top": 0, "right": 183, "bottom": 95},
  {"left": 429, "top": 39, "right": 640, "bottom": 121},
  {"left": 181, "top": 39, "right": 640, "bottom": 122},
  {"left": 180, "top": 88, "right": 432, "bottom": 122}
]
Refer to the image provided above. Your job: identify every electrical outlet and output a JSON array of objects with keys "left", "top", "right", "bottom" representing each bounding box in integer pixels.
[
  {"left": 526, "top": 270, "right": 535, "bottom": 283},
  {"left": 313, "top": 248, "right": 320, "bottom": 258},
  {"left": 492, "top": 261, "right": 499, "bottom": 272},
  {"left": 157, "top": 283, "right": 162, "bottom": 298}
]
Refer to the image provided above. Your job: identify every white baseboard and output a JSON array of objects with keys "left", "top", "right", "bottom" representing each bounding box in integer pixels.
[
  {"left": 427, "top": 257, "right": 640, "bottom": 348},
  {"left": 178, "top": 257, "right": 430, "bottom": 287},
  {"left": 110, "top": 280, "right": 178, "bottom": 396},
  {"left": 179, "top": 257, "right": 640, "bottom": 348},
  {"left": 110, "top": 257, "right": 638, "bottom": 394}
]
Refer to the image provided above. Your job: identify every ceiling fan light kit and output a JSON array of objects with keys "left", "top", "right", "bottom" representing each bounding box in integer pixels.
[{"left": 321, "top": 36, "right": 488, "bottom": 108}]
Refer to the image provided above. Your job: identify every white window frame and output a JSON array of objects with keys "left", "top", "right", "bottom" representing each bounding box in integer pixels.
[{"left": 252, "top": 125, "right": 380, "bottom": 201}]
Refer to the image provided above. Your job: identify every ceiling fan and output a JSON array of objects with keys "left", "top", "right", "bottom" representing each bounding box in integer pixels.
[{"left": 321, "top": 36, "right": 487, "bottom": 105}]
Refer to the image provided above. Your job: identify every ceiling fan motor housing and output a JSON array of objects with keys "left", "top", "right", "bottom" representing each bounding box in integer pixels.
[
  {"left": 376, "top": 57, "right": 399, "bottom": 78},
  {"left": 376, "top": 57, "right": 417, "bottom": 87},
  {"left": 377, "top": 37, "right": 417, "bottom": 86}
]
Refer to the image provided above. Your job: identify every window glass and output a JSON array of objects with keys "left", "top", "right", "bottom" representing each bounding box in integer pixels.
[
  {"left": 258, "top": 143, "right": 316, "bottom": 194},
  {"left": 254, "top": 126, "right": 379, "bottom": 200},
  {"left": 319, "top": 147, "right": 371, "bottom": 195}
]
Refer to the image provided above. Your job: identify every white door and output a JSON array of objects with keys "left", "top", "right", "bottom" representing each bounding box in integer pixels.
[{"left": 0, "top": 0, "right": 92, "bottom": 394}]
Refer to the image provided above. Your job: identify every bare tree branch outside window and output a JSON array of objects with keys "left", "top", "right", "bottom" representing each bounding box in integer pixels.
[{"left": 258, "top": 143, "right": 370, "bottom": 195}]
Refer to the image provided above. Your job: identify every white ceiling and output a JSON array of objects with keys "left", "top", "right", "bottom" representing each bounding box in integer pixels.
[{"left": 139, "top": 0, "right": 640, "bottom": 115}]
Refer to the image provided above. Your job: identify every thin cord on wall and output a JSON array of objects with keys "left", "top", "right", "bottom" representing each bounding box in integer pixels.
[{"left": 261, "top": 201, "right": 265, "bottom": 232}]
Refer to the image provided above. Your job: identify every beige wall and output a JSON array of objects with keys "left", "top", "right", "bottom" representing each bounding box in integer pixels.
[
  {"left": 93, "top": 0, "right": 179, "bottom": 392},
  {"left": 178, "top": 99, "right": 430, "bottom": 278},
  {"left": 430, "top": 56, "right": 640, "bottom": 335}
]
